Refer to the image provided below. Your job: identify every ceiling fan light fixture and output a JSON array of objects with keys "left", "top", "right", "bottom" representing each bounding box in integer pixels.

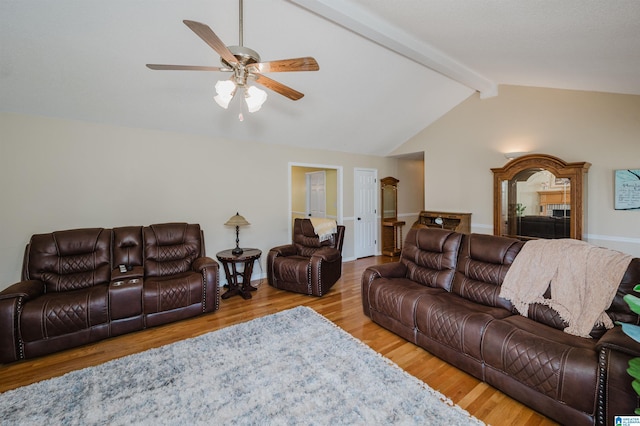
[
  {"left": 148, "top": 1, "right": 318, "bottom": 114},
  {"left": 245, "top": 85, "right": 267, "bottom": 113},
  {"left": 214, "top": 79, "right": 237, "bottom": 109}
]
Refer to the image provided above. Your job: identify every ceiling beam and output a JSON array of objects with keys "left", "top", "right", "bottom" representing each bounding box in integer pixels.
[{"left": 288, "top": 0, "right": 498, "bottom": 98}]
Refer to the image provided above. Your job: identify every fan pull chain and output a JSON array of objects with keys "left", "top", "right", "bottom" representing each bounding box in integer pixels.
[{"left": 238, "top": 88, "right": 245, "bottom": 121}]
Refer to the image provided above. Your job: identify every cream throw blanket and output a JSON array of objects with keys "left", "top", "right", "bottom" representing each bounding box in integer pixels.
[
  {"left": 499, "top": 239, "right": 632, "bottom": 338},
  {"left": 309, "top": 218, "right": 337, "bottom": 242}
]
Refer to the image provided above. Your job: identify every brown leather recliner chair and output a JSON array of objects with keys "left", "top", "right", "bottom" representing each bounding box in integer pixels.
[{"left": 267, "top": 218, "right": 345, "bottom": 296}]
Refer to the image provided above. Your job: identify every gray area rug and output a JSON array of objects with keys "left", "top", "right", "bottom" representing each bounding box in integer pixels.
[{"left": 0, "top": 306, "right": 483, "bottom": 425}]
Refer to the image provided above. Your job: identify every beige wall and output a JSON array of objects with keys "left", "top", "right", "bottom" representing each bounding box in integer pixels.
[
  {"left": 395, "top": 156, "right": 425, "bottom": 243},
  {"left": 392, "top": 85, "right": 640, "bottom": 256},
  {"left": 0, "top": 112, "right": 400, "bottom": 289},
  {"left": 5, "top": 84, "right": 633, "bottom": 289}
]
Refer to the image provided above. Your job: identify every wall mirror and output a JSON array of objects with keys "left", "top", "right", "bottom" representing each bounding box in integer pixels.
[{"left": 491, "top": 154, "right": 590, "bottom": 240}]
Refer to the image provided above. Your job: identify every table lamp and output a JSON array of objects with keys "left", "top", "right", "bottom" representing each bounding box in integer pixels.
[{"left": 224, "top": 212, "right": 250, "bottom": 255}]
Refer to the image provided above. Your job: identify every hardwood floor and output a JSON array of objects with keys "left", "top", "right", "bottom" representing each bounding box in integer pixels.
[{"left": 0, "top": 256, "right": 557, "bottom": 425}]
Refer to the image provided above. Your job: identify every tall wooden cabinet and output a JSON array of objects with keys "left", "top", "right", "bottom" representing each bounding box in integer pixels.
[{"left": 380, "top": 177, "right": 405, "bottom": 256}]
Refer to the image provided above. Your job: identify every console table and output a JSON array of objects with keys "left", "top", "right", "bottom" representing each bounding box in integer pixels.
[{"left": 381, "top": 220, "right": 405, "bottom": 256}]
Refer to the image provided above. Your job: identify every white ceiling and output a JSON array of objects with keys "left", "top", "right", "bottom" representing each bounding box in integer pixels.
[{"left": 1, "top": 1, "right": 639, "bottom": 156}]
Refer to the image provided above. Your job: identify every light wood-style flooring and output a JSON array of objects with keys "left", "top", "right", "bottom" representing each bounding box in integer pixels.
[{"left": 0, "top": 256, "right": 557, "bottom": 425}]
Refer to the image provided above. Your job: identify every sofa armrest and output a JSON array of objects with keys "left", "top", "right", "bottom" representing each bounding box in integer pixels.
[
  {"left": 0, "top": 280, "right": 45, "bottom": 301},
  {"left": 192, "top": 257, "right": 219, "bottom": 312},
  {"left": 193, "top": 256, "right": 219, "bottom": 273},
  {"left": 361, "top": 262, "right": 408, "bottom": 317},
  {"left": 0, "top": 280, "right": 44, "bottom": 363},
  {"left": 309, "top": 247, "right": 343, "bottom": 295},
  {"left": 267, "top": 245, "right": 297, "bottom": 288},
  {"left": 598, "top": 326, "right": 640, "bottom": 358},
  {"left": 269, "top": 244, "right": 297, "bottom": 257},
  {"left": 597, "top": 326, "right": 640, "bottom": 419},
  {"left": 364, "top": 262, "right": 408, "bottom": 281},
  {"left": 311, "top": 247, "right": 341, "bottom": 263}
]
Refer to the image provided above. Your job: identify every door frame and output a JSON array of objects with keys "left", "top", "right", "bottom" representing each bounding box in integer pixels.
[{"left": 289, "top": 162, "right": 343, "bottom": 239}]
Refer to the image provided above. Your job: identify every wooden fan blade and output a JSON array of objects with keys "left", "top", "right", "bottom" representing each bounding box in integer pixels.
[
  {"left": 183, "top": 20, "right": 238, "bottom": 65},
  {"left": 248, "top": 57, "right": 319, "bottom": 73},
  {"left": 146, "top": 64, "right": 225, "bottom": 71},
  {"left": 253, "top": 73, "right": 304, "bottom": 100}
]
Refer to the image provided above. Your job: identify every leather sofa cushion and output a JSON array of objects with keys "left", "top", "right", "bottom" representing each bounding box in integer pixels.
[
  {"left": 468, "top": 233, "right": 522, "bottom": 265},
  {"left": 144, "top": 223, "right": 201, "bottom": 278},
  {"left": 482, "top": 315, "right": 598, "bottom": 415},
  {"left": 453, "top": 234, "right": 524, "bottom": 310},
  {"left": 20, "top": 285, "right": 108, "bottom": 341},
  {"left": 271, "top": 255, "right": 309, "bottom": 285},
  {"left": 143, "top": 272, "right": 204, "bottom": 314},
  {"left": 112, "top": 226, "right": 143, "bottom": 267},
  {"left": 526, "top": 301, "right": 568, "bottom": 331},
  {"left": 401, "top": 228, "right": 462, "bottom": 290},
  {"left": 26, "top": 228, "right": 111, "bottom": 292},
  {"left": 366, "top": 277, "right": 445, "bottom": 329},
  {"left": 415, "top": 293, "right": 512, "bottom": 361}
]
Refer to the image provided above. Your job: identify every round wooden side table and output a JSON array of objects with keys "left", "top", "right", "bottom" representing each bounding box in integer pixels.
[{"left": 216, "top": 248, "right": 261, "bottom": 300}]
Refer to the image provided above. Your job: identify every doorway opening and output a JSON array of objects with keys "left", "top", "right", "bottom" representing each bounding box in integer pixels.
[{"left": 289, "top": 162, "right": 343, "bottom": 239}]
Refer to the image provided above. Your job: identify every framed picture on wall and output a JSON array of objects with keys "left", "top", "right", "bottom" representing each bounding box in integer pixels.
[{"left": 614, "top": 169, "right": 640, "bottom": 210}]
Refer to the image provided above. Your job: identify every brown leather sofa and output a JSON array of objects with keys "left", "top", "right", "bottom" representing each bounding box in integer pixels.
[
  {"left": 0, "top": 223, "right": 219, "bottom": 363},
  {"left": 362, "top": 227, "right": 640, "bottom": 426},
  {"left": 267, "top": 218, "right": 345, "bottom": 296}
]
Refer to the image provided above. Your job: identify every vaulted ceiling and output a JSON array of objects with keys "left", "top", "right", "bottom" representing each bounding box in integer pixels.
[{"left": 1, "top": 1, "right": 639, "bottom": 156}]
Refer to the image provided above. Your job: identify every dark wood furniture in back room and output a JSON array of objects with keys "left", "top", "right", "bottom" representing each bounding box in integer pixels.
[
  {"left": 415, "top": 210, "right": 471, "bottom": 233},
  {"left": 216, "top": 248, "right": 262, "bottom": 300}
]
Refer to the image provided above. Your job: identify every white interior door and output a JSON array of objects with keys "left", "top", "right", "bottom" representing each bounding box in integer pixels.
[
  {"left": 306, "top": 171, "right": 326, "bottom": 217},
  {"left": 354, "top": 168, "right": 377, "bottom": 258}
]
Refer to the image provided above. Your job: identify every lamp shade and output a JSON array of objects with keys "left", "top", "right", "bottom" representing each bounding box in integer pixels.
[
  {"left": 214, "top": 80, "right": 237, "bottom": 109},
  {"left": 245, "top": 86, "right": 267, "bottom": 113},
  {"left": 224, "top": 212, "right": 250, "bottom": 227}
]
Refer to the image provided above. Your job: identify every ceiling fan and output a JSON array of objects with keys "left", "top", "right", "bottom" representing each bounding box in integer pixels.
[{"left": 146, "top": 0, "right": 319, "bottom": 115}]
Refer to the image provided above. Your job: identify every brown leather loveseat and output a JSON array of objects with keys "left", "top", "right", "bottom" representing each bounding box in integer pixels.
[
  {"left": 362, "top": 227, "right": 640, "bottom": 425},
  {"left": 0, "top": 222, "right": 219, "bottom": 363}
]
